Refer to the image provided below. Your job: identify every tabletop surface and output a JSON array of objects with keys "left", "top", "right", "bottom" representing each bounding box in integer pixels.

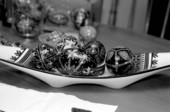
[{"left": 1, "top": 25, "right": 170, "bottom": 112}]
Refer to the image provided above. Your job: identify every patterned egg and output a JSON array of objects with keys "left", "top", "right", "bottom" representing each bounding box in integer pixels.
[
  {"left": 54, "top": 40, "right": 106, "bottom": 77},
  {"left": 105, "top": 46, "right": 134, "bottom": 76},
  {"left": 46, "top": 31, "right": 67, "bottom": 43},
  {"left": 83, "top": 40, "right": 106, "bottom": 66},
  {"left": 79, "top": 25, "right": 97, "bottom": 42},
  {"left": 55, "top": 35, "right": 81, "bottom": 54},
  {"left": 28, "top": 44, "right": 57, "bottom": 72},
  {"left": 46, "top": 31, "right": 80, "bottom": 43},
  {"left": 72, "top": 8, "right": 91, "bottom": 30}
]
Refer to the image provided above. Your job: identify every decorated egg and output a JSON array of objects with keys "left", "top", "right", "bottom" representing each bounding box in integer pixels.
[
  {"left": 71, "top": 8, "right": 91, "bottom": 30},
  {"left": 105, "top": 46, "right": 134, "bottom": 76},
  {"left": 54, "top": 40, "right": 106, "bottom": 77},
  {"left": 83, "top": 40, "right": 106, "bottom": 66},
  {"left": 55, "top": 35, "right": 81, "bottom": 54},
  {"left": 28, "top": 44, "right": 57, "bottom": 71},
  {"left": 46, "top": 31, "right": 80, "bottom": 43},
  {"left": 79, "top": 25, "right": 97, "bottom": 42},
  {"left": 45, "top": 31, "right": 82, "bottom": 49},
  {"left": 46, "top": 31, "right": 67, "bottom": 43}
]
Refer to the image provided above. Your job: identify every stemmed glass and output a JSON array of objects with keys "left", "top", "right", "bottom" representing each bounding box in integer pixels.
[{"left": 12, "top": 0, "right": 46, "bottom": 38}]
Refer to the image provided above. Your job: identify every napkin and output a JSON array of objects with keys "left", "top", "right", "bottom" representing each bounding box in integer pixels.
[{"left": 0, "top": 82, "right": 118, "bottom": 112}]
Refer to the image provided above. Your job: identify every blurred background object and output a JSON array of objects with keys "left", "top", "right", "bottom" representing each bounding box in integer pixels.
[
  {"left": 0, "top": 0, "right": 13, "bottom": 27},
  {"left": 102, "top": 0, "right": 148, "bottom": 32},
  {"left": 1, "top": 0, "right": 170, "bottom": 40},
  {"left": 0, "top": 0, "right": 103, "bottom": 33},
  {"left": 103, "top": 0, "right": 170, "bottom": 40},
  {"left": 145, "top": 0, "right": 170, "bottom": 40},
  {"left": 12, "top": 0, "right": 46, "bottom": 38},
  {"left": 42, "top": 0, "right": 103, "bottom": 32}
]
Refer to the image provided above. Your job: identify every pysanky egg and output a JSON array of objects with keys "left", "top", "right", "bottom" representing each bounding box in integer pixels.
[
  {"left": 79, "top": 25, "right": 97, "bottom": 42},
  {"left": 83, "top": 40, "right": 106, "bottom": 66},
  {"left": 47, "top": 31, "right": 67, "bottom": 43},
  {"left": 105, "top": 46, "right": 134, "bottom": 76},
  {"left": 28, "top": 44, "right": 57, "bottom": 71},
  {"left": 54, "top": 40, "right": 106, "bottom": 77},
  {"left": 72, "top": 8, "right": 91, "bottom": 30},
  {"left": 47, "top": 31, "right": 80, "bottom": 43},
  {"left": 55, "top": 35, "right": 81, "bottom": 54}
]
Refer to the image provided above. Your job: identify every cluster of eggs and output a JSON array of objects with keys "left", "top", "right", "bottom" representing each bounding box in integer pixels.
[{"left": 29, "top": 29, "right": 134, "bottom": 77}]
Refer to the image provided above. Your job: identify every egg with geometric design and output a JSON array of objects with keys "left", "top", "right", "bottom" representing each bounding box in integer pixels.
[
  {"left": 105, "top": 46, "right": 134, "bottom": 76},
  {"left": 28, "top": 44, "right": 58, "bottom": 72},
  {"left": 83, "top": 40, "right": 106, "bottom": 68}
]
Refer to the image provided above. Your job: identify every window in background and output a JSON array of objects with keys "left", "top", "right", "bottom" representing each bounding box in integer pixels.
[
  {"left": 146, "top": 0, "right": 170, "bottom": 40},
  {"left": 107, "top": 0, "right": 148, "bottom": 33}
]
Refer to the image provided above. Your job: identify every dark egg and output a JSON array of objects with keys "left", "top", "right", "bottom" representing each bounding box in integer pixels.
[
  {"left": 105, "top": 46, "right": 134, "bottom": 76},
  {"left": 54, "top": 40, "right": 106, "bottom": 77},
  {"left": 28, "top": 44, "right": 57, "bottom": 72},
  {"left": 72, "top": 8, "right": 91, "bottom": 30},
  {"left": 83, "top": 40, "right": 106, "bottom": 67}
]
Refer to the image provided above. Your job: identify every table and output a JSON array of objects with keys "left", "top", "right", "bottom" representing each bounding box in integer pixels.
[{"left": 1, "top": 25, "right": 170, "bottom": 112}]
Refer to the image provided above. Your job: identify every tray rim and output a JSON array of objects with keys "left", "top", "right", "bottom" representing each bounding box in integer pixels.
[{"left": 0, "top": 58, "right": 169, "bottom": 79}]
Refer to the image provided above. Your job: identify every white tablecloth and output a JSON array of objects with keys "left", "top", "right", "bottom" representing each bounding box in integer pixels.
[{"left": 0, "top": 82, "right": 117, "bottom": 112}]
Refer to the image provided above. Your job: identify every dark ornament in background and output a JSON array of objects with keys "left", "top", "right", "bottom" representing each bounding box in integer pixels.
[
  {"left": 71, "top": 8, "right": 91, "bottom": 30},
  {"left": 105, "top": 46, "right": 134, "bottom": 76},
  {"left": 54, "top": 40, "right": 106, "bottom": 77}
]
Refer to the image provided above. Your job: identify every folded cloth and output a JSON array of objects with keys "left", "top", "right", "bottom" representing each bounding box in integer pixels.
[{"left": 0, "top": 82, "right": 117, "bottom": 112}]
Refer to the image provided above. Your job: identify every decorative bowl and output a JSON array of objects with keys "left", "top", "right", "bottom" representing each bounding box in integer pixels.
[
  {"left": 47, "top": 12, "right": 69, "bottom": 26},
  {"left": 1, "top": 43, "right": 170, "bottom": 89}
]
